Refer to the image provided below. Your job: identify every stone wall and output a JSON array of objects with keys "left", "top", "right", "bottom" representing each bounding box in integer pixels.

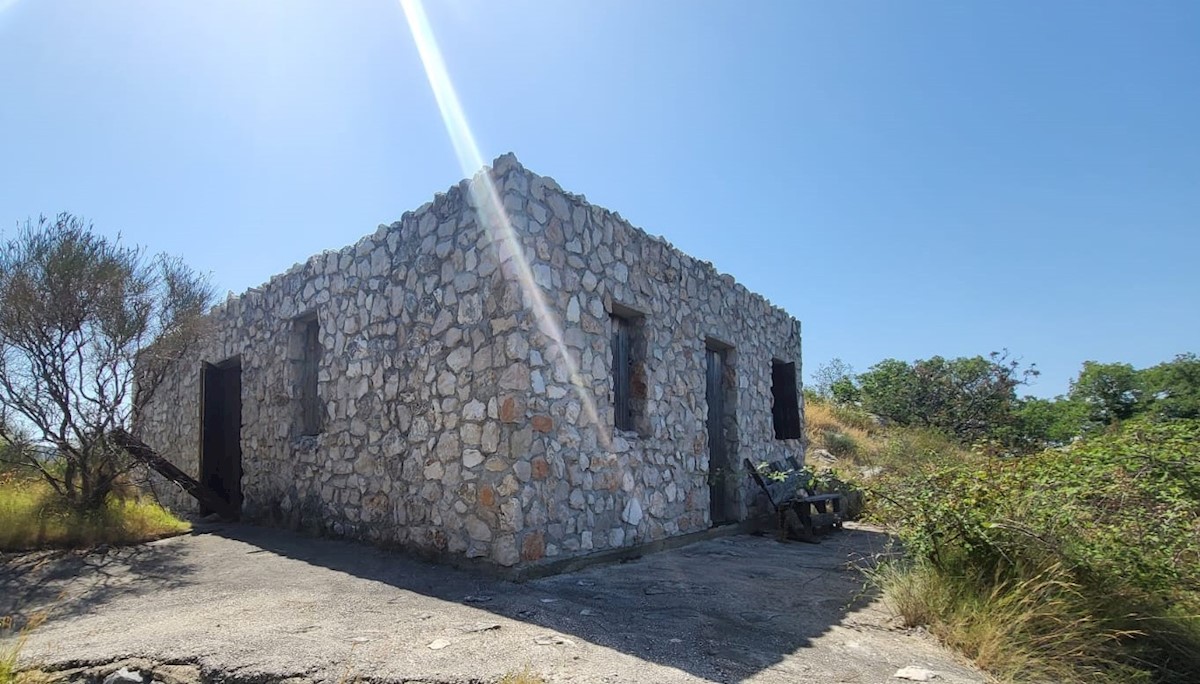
[{"left": 138, "top": 154, "right": 804, "bottom": 569}]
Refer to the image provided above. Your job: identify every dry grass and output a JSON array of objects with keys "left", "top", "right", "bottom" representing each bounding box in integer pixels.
[
  {"left": 874, "top": 550, "right": 1151, "bottom": 683},
  {"left": 0, "top": 476, "right": 189, "bottom": 551},
  {"left": 1, "top": 612, "right": 47, "bottom": 684},
  {"left": 805, "top": 401, "right": 877, "bottom": 462},
  {"left": 806, "top": 398, "right": 973, "bottom": 473},
  {"left": 497, "top": 667, "right": 546, "bottom": 684},
  {"left": 810, "top": 396, "right": 1132, "bottom": 681}
]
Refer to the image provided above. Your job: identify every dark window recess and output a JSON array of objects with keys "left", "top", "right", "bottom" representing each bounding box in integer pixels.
[
  {"left": 771, "top": 360, "right": 802, "bottom": 439},
  {"left": 298, "top": 317, "right": 322, "bottom": 436},
  {"left": 612, "top": 315, "right": 634, "bottom": 431}
]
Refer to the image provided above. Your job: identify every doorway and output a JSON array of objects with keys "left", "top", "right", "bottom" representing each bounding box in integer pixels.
[
  {"left": 200, "top": 358, "right": 243, "bottom": 517},
  {"left": 706, "top": 342, "right": 737, "bottom": 525}
]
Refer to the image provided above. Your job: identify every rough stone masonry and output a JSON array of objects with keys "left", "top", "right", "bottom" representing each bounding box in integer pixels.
[{"left": 138, "top": 153, "right": 805, "bottom": 570}]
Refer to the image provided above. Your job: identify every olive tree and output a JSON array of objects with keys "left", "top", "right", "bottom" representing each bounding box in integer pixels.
[{"left": 0, "top": 214, "right": 214, "bottom": 510}]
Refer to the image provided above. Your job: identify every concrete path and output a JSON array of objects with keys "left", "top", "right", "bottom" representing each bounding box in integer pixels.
[{"left": 2, "top": 522, "right": 984, "bottom": 684}]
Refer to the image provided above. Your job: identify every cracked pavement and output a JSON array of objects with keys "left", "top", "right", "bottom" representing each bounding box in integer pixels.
[{"left": 3, "top": 522, "right": 983, "bottom": 683}]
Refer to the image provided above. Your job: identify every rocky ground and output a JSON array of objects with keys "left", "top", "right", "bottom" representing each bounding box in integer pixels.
[{"left": 2, "top": 522, "right": 983, "bottom": 684}]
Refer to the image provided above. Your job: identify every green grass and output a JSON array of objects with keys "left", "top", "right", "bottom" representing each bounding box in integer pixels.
[{"left": 0, "top": 474, "right": 190, "bottom": 551}]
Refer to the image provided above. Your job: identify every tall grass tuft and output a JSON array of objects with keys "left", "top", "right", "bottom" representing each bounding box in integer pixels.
[
  {"left": 874, "top": 560, "right": 1145, "bottom": 683},
  {"left": 0, "top": 475, "right": 189, "bottom": 551},
  {"left": 1, "top": 611, "right": 47, "bottom": 684},
  {"left": 869, "top": 419, "right": 1200, "bottom": 683}
]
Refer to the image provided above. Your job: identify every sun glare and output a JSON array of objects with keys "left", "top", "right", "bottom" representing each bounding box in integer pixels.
[
  {"left": 0, "top": 0, "right": 23, "bottom": 20},
  {"left": 398, "top": 0, "right": 608, "bottom": 449}
]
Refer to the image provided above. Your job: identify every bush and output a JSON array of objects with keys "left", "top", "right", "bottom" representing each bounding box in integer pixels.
[
  {"left": 821, "top": 430, "right": 859, "bottom": 459},
  {"left": 866, "top": 425, "right": 964, "bottom": 475},
  {"left": 870, "top": 419, "right": 1200, "bottom": 682}
]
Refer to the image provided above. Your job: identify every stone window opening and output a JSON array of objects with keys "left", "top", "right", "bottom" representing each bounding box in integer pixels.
[
  {"left": 610, "top": 303, "right": 647, "bottom": 434},
  {"left": 771, "top": 359, "right": 802, "bottom": 440},
  {"left": 290, "top": 313, "right": 323, "bottom": 437}
]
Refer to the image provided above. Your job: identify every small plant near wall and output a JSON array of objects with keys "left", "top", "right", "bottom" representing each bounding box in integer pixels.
[{"left": 753, "top": 461, "right": 861, "bottom": 503}]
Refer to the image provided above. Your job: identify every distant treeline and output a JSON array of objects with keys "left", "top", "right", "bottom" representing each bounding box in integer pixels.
[{"left": 810, "top": 352, "right": 1199, "bottom": 452}]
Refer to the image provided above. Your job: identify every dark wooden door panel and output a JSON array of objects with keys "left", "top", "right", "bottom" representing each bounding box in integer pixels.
[
  {"left": 706, "top": 348, "right": 729, "bottom": 524},
  {"left": 200, "top": 361, "right": 243, "bottom": 517}
]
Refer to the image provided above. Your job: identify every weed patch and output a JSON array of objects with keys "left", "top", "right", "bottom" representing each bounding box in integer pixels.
[{"left": 0, "top": 476, "right": 189, "bottom": 551}]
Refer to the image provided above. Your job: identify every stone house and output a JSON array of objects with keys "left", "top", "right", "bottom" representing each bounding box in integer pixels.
[{"left": 138, "top": 154, "right": 805, "bottom": 571}]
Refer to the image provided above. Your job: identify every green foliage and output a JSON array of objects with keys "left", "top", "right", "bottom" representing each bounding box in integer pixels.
[
  {"left": 829, "top": 375, "right": 861, "bottom": 406},
  {"left": 814, "top": 352, "right": 1200, "bottom": 679},
  {"left": 1070, "top": 361, "right": 1144, "bottom": 426},
  {"left": 811, "top": 355, "right": 859, "bottom": 403},
  {"left": 1023, "top": 421, "right": 1200, "bottom": 600},
  {"left": 820, "top": 430, "right": 858, "bottom": 458},
  {"left": 753, "top": 461, "right": 856, "bottom": 498},
  {"left": 1013, "top": 395, "right": 1087, "bottom": 447},
  {"left": 856, "top": 358, "right": 921, "bottom": 424},
  {"left": 827, "top": 352, "right": 1198, "bottom": 452},
  {"left": 1050, "top": 354, "right": 1200, "bottom": 434},
  {"left": 1142, "top": 353, "right": 1200, "bottom": 420},
  {"left": 855, "top": 351, "right": 1036, "bottom": 445},
  {"left": 871, "top": 419, "right": 1200, "bottom": 682}
]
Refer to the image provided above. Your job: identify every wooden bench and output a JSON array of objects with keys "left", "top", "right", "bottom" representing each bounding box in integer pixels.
[{"left": 744, "top": 457, "right": 843, "bottom": 542}]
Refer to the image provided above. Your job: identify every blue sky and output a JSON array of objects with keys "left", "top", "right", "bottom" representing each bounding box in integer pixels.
[{"left": 1, "top": 1, "right": 1197, "bottom": 398}]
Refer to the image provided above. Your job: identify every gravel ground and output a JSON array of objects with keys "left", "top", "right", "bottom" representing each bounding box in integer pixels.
[{"left": 2, "top": 522, "right": 984, "bottom": 684}]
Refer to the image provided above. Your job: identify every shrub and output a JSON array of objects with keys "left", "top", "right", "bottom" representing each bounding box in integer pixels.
[
  {"left": 870, "top": 419, "right": 1200, "bottom": 682},
  {"left": 821, "top": 430, "right": 859, "bottom": 459}
]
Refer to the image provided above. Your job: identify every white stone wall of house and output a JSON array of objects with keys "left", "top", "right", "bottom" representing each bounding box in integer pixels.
[
  {"left": 136, "top": 154, "right": 804, "bottom": 569},
  {"left": 485, "top": 155, "right": 804, "bottom": 564}
]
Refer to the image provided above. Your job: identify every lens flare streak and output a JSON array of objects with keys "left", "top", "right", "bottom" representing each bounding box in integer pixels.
[{"left": 399, "top": 0, "right": 608, "bottom": 449}]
